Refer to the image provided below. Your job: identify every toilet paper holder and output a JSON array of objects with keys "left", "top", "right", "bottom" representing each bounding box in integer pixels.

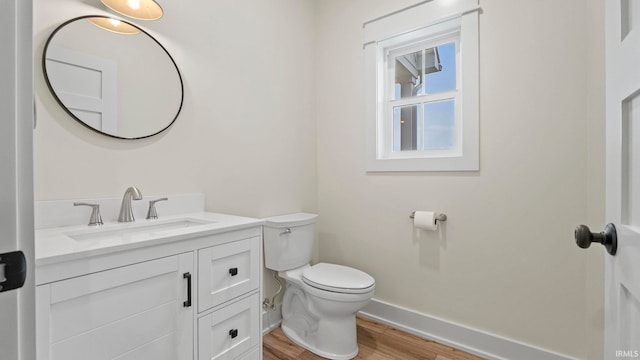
[{"left": 409, "top": 211, "right": 447, "bottom": 222}]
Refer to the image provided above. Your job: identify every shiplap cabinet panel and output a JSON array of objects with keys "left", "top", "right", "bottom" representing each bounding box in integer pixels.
[{"left": 37, "top": 253, "right": 193, "bottom": 360}]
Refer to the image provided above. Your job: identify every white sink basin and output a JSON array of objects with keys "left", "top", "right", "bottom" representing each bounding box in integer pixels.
[{"left": 66, "top": 218, "right": 215, "bottom": 241}]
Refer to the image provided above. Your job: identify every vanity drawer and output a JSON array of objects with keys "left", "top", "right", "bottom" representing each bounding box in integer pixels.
[
  {"left": 197, "top": 293, "right": 259, "bottom": 360},
  {"left": 198, "top": 236, "right": 260, "bottom": 312},
  {"left": 237, "top": 347, "right": 260, "bottom": 360}
]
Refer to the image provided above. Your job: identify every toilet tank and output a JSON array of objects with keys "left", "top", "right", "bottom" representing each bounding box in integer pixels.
[{"left": 263, "top": 213, "right": 318, "bottom": 271}]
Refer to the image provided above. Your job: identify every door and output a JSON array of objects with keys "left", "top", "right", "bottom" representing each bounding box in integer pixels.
[
  {"left": 36, "top": 254, "right": 194, "bottom": 360},
  {"left": 605, "top": 0, "right": 640, "bottom": 357},
  {"left": 44, "top": 45, "right": 118, "bottom": 134},
  {"left": 0, "top": 0, "right": 35, "bottom": 359}
]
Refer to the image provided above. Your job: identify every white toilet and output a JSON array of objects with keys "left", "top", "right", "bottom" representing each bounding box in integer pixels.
[{"left": 263, "top": 213, "right": 375, "bottom": 360}]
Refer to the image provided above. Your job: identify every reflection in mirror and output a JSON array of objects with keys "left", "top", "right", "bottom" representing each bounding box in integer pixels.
[
  {"left": 43, "top": 16, "right": 183, "bottom": 139},
  {"left": 101, "top": 0, "right": 163, "bottom": 21},
  {"left": 87, "top": 17, "right": 141, "bottom": 35}
]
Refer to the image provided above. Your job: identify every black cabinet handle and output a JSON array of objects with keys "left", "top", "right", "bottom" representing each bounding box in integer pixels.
[
  {"left": 229, "top": 329, "right": 238, "bottom": 339},
  {"left": 183, "top": 272, "right": 192, "bottom": 307},
  {"left": 229, "top": 267, "right": 238, "bottom": 276}
]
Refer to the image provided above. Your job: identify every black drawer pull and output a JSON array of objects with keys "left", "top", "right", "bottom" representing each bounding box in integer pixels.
[
  {"left": 228, "top": 267, "right": 238, "bottom": 276},
  {"left": 183, "top": 272, "right": 192, "bottom": 307},
  {"left": 229, "top": 329, "right": 238, "bottom": 339}
]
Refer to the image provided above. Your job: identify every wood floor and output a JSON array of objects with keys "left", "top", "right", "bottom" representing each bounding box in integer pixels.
[{"left": 263, "top": 316, "right": 486, "bottom": 360}]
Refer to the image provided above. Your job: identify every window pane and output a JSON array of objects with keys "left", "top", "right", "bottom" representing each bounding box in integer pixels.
[
  {"left": 394, "top": 42, "right": 456, "bottom": 99},
  {"left": 423, "top": 100, "right": 455, "bottom": 151},
  {"left": 424, "top": 42, "right": 456, "bottom": 94},
  {"left": 393, "top": 104, "right": 422, "bottom": 151},
  {"left": 394, "top": 49, "right": 423, "bottom": 100}
]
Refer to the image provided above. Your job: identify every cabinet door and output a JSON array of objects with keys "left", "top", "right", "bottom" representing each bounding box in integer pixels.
[
  {"left": 198, "top": 237, "right": 260, "bottom": 312},
  {"left": 198, "top": 293, "right": 260, "bottom": 360},
  {"left": 36, "top": 253, "right": 194, "bottom": 360}
]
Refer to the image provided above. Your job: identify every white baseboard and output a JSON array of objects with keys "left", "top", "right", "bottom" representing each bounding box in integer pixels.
[
  {"left": 262, "top": 304, "right": 282, "bottom": 335},
  {"left": 359, "top": 299, "right": 579, "bottom": 360}
]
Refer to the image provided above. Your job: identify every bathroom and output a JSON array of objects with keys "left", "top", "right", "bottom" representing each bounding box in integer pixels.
[{"left": 0, "top": 0, "right": 624, "bottom": 359}]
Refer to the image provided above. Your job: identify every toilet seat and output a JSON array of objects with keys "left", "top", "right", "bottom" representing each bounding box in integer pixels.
[{"left": 302, "top": 263, "right": 375, "bottom": 294}]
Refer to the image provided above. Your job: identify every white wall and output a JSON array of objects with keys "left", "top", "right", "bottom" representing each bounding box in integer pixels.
[
  {"left": 34, "top": 0, "right": 317, "bottom": 300},
  {"left": 315, "top": 0, "right": 604, "bottom": 359},
  {"left": 584, "top": 0, "right": 606, "bottom": 358},
  {"left": 34, "top": 0, "right": 316, "bottom": 215}
]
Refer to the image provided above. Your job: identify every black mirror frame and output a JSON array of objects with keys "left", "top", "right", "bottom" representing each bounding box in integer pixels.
[{"left": 42, "top": 15, "right": 184, "bottom": 140}]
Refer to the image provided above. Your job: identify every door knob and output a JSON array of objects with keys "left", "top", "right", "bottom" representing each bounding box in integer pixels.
[{"left": 574, "top": 223, "right": 617, "bottom": 255}]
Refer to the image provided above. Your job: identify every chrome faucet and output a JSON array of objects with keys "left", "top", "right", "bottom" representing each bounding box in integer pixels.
[
  {"left": 146, "top": 198, "right": 168, "bottom": 220},
  {"left": 73, "top": 202, "right": 103, "bottom": 226},
  {"left": 117, "top": 186, "right": 143, "bottom": 223}
]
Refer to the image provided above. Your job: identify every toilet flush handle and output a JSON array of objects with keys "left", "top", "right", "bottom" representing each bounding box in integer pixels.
[{"left": 280, "top": 228, "right": 292, "bottom": 235}]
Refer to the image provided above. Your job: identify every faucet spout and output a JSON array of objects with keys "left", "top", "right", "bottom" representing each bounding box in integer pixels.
[{"left": 118, "top": 186, "right": 143, "bottom": 223}]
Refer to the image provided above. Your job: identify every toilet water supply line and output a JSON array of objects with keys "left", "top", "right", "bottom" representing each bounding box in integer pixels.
[{"left": 263, "top": 270, "right": 283, "bottom": 311}]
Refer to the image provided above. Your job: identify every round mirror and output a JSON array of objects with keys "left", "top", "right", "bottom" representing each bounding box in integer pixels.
[{"left": 43, "top": 16, "right": 183, "bottom": 139}]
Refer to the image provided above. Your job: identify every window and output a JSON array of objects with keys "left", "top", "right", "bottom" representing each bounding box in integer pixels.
[
  {"left": 364, "top": 0, "right": 480, "bottom": 172},
  {"left": 387, "top": 32, "right": 459, "bottom": 155}
]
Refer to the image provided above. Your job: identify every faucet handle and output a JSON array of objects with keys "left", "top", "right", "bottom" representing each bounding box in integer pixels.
[
  {"left": 146, "top": 198, "right": 168, "bottom": 220},
  {"left": 73, "top": 202, "right": 104, "bottom": 226}
]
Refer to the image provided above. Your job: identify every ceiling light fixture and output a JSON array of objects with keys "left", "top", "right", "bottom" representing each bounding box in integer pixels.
[{"left": 101, "top": 0, "right": 163, "bottom": 21}]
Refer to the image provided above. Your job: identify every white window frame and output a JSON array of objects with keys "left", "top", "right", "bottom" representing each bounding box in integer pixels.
[{"left": 364, "top": 0, "right": 480, "bottom": 172}]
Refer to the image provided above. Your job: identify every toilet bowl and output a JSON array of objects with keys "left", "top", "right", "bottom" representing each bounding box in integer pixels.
[{"left": 263, "top": 214, "right": 376, "bottom": 360}]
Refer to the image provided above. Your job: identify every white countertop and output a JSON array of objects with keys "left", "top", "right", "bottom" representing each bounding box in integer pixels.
[{"left": 36, "top": 212, "right": 263, "bottom": 266}]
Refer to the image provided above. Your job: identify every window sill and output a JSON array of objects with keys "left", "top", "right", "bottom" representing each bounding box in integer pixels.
[{"left": 366, "top": 154, "right": 478, "bottom": 172}]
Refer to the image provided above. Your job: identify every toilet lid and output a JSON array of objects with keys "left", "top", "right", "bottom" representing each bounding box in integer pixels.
[{"left": 302, "top": 263, "right": 375, "bottom": 294}]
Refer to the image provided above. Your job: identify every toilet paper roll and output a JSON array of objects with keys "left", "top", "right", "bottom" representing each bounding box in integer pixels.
[{"left": 413, "top": 211, "right": 439, "bottom": 231}]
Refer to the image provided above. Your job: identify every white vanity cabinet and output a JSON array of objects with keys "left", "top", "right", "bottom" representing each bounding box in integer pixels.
[
  {"left": 36, "top": 253, "right": 194, "bottom": 360},
  {"left": 197, "top": 236, "right": 261, "bottom": 360},
  {"left": 35, "top": 216, "right": 263, "bottom": 360}
]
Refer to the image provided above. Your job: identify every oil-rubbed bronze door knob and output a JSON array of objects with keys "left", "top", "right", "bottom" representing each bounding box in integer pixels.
[{"left": 574, "top": 223, "right": 617, "bottom": 255}]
